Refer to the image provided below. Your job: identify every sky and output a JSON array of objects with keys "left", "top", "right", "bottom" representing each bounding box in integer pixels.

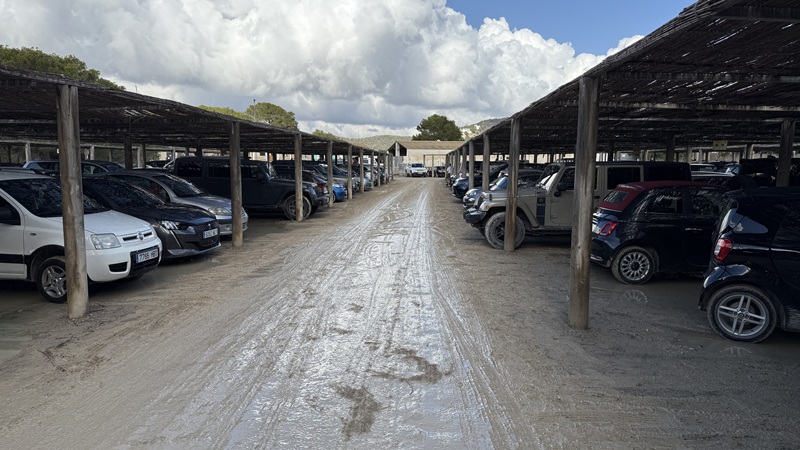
[{"left": 0, "top": 0, "right": 694, "bottom": 139}]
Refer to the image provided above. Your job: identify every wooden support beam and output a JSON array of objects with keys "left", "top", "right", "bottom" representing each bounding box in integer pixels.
[
  {"left": 482, "top": 134, "right": 491, "bottom": 192},
  {"left": 294, "top": 134, "right": 303, "bottom": 222},
  {"left": 124, "top": 135, "right": 133, "bottom": 169},
  {"left": 468, "top": 141, "right": 475, "bottom": 190},
  {"left": 229, "top": 122, "right": 243, "bottom": 247},
  {"left": 777, "top": 119, "right": 796, "bottom": 187},
  {"left": 569, "top": 76, "right": 600, "bottom": 330},
  {"left": 504, "top": 117, "right": 521, "bottom": 252},
  {"left": 56, "top": 84, "right": 89, "bottom": 319},
  {"left": 665, "top": 135, "right": 676, "bottom": 162},
  {"left": 347, "top": 145, "right": 353, "bottom": 199},
  {"left": 326, "top": 141, "right": 334, "bottom": 206},
  {"left": 359, "top": 148, "right": 365, "bottom": 193}
]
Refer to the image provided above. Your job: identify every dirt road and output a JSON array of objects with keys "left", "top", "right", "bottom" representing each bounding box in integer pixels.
[{"left": 1, "top": 176, "right": 799, "bottom": 449}]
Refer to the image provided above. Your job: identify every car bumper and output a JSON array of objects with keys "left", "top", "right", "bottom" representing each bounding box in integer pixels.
[
  {"left": 589, "top": 239, "right": 615, "bottom": 267},
  {"left": 87, "top": 243, "right": 162, "bottom": 282},
  {"left": 463, "top": 207, "right": 486, "bottom": 225}
]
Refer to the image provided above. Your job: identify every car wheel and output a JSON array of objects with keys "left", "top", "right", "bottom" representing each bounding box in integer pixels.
[
  {"left": 283, "top": 195, "right": 312, "bottom": 220},
  {"left": 611, "top": 245, "right": 656, "bottom": 284},
  {"left": 36, "top": 256, "right": 68, "bottom": 303},
  {"left": 707, "top": 285, "right": 777, "bottom": 343},
  {"left": 484, "top": 212, "right": 524, "bottom": 250}
]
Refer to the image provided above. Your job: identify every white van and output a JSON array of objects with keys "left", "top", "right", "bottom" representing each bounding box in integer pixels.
[{"left": 0, "top": 171, "right": 162, "bottom": 303}]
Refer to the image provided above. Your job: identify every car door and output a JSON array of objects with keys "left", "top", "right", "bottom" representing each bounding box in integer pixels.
[
  {"left": 549, "top": 167, "right": 575, "bottom": 226},
  {"left": 771, "top": 204, "right": 800, "bottom": 311},
  {"left": 684, "top": 187, "right": 728, "bottom": 268},
  {"left": 639, "top": 187, "right": 686, "bottom": 271},
  {"left": 0, "top": 195, "right": 26, "bottom": 278}
]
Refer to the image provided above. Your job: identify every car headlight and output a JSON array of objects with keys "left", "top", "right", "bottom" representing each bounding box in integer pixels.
[
  {"left": 90, "top": 233, "right": 121, "bottom": 249},
  {"left": 160, "top": 220, "right": 181, "bottom": 230},
  {"left": 208, "top": 206, "right": 231, "bottom": 216}
]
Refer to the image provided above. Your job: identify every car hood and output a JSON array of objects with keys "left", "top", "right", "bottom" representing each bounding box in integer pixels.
[
  {"left": 43, "top": 210, "right": 153, "bottom": 235},
  {"left": 176, "top": 194, "right": 233, "bottom": 211}
]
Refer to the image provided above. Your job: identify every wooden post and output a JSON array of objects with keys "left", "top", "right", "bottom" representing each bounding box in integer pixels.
[
  {"left": 504, "top": 117, "right": 521, "bottom": 252},
  {"left": 326, "top": 141, "right": 334, "bottom": 206},
  {"left": 569, "top": 76, "right": 600, "bottom": 330},
  {"left": 665, "top": 135, "right": 675, "bottom": 162},
  {"left": 124, "top": 136, "right": 133, "bottom": 169},
  {"left": 56, "top": 85, "right": 89, "bottom": 319},
  {"left": 24, "top": 142, "right": 32, "bottom": 162},
  {"left": 777, "top": 119, "right": 796, "bottom": 187},
  {"left": 294, "top": 134, "right": 303, "bottom": 221},
  {"left": 229, "top": 122, "right": 244, "bottom": 247},
  {"left": 347, "top": 145, "right": 353, "bottom": 199},
  {"left": 482, "top": 134, "right": 491, "bottom": 192},
  {"left": 745, "top": 143, "right": 754, "bottom": 160},
  {"left": 468, "top": 141, "right": 475, "bottom": 189},
  {"left": 359, "top": 148, "right": 365, "bottom": 193}
]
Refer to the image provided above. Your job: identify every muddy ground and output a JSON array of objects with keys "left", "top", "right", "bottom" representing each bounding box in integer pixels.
[{"left": 1, "top": 176, "right": 799, "bottom": 449}]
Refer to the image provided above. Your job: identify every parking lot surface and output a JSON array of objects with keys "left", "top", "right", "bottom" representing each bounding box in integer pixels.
[{"left": 1, "top": 176, "right": 799, "bottom": 449}]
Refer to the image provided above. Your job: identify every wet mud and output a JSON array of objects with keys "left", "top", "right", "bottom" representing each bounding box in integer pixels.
[{"left": 1, "top": 176, "right": 799, "bottom": 449}]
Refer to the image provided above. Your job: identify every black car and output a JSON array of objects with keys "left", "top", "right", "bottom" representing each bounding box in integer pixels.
[
  {"left": 699, "top": 187, "right": 800, "bottom": 343},
  {"left": 82, "top": 176, "right": 221, "bottom": 260},
  {"left": 591, "top": 181, "right": 729, "bottom": 284}
]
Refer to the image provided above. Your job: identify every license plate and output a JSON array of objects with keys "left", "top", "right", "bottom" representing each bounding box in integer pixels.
[
  {"left": 135, "top": 248, "right": 159, "bottom": 264},
  {"left": 203, "top": 228, "right": 219, "bottom": 239}
]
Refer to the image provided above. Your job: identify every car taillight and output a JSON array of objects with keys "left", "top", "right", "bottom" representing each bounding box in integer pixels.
[
  {"left": 597, "top": 221, "right": 618, "bottom": 236},
  {"left": 714, "top": 238, "right": 733, "bottom": 261}
]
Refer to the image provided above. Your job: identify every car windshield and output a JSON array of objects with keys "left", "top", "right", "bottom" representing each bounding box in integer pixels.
[
  {"left": 0, "top": 177, "right": 106, "bottom": 217},
  {"left": 152, "top": 173, "right": 205, "bottom": 197},
  {"left": 86, "top": 178, "right": 162, "bottom": 208},
  {"left": 536, "top": 165, "right": 562, "bottom": 189},
  {"left": 96, "top": 161, "right": 124, "bottom": 172}
]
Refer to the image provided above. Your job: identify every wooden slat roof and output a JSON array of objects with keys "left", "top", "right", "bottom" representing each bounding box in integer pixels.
[
  {"left": 0, "top": 66, "right": 384, "bottom": 156},
  {"left": 464, "top": 0, "right": 800, "bottom": 155}
]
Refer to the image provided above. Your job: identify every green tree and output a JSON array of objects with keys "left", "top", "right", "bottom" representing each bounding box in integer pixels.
[
  {"left": 245, "top": 102, "right": 298, "bottom": 130},
  {"left": 0, "top": 45, "right": 125, "bottom": 90},
  {"left": 312, "top": 129, "right": 339, "bottom": 140},
  {"left": 198, "top": 105, "right": 251, "bottom": 121},
  {"left": 412, "top": 114, "right": 462, "bottom": 141}
]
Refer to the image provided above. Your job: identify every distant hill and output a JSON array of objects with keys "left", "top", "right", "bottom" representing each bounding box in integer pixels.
[{"left": 461, "top": 118, "right": 505, "bottom": 139}]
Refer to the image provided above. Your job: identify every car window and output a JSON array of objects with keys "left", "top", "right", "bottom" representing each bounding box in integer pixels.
[
  {"left": 152, "top": 174, "right": 204, "bottom": 197},
  {"left": 689, "top": 188, "right": 726, "bottom": 216},
  {"left": 117, "top": 176, "right": 169, "bottom": 202},
  {"left": 208, "top": 161, "right": 230, "bottom": 178},
  {"left": 773, "top": 207, "right": 800, "bottom": 252},
  {"left": 175, "top": 160, "right": 203, "bottom": 178},
  {"left": 646, "top": 189, "right": 683, "bottom": 214},
  {"left": 85, "top": 179, "right": 162, "bottom": 208},
  {"left": 607, "top": 167, "right": 641, "bottom": 189},
  {"left": 0, "top": 178, "right": 105, "bottom": 217}
]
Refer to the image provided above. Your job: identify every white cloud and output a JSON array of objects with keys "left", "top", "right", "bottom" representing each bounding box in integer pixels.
[{"left": 0, "top": 0, "right": 634, "bottom": 138}]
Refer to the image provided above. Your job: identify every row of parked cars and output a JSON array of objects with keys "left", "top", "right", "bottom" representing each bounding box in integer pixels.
[
  {"left": 452, "top": 159, "right": 800, "bottom": 343},
  {"left": 1, "top": 156, "right": 381, "bottom": 304}
]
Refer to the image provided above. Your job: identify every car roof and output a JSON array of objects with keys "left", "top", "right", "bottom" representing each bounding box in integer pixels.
[
  {"left": 597, "top": 180, "right": 711, "bottom": 212},
  {"left": 0, "top": 170, "right": 52, "bottom": 181}
]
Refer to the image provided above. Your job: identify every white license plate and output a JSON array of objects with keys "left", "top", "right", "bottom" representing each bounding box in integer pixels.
[
  {"left": 203, "top": 228, "right": 219, "bottom": 239},
  {"left": 135, "top": 248, "right": 159, "bottom": 264}
]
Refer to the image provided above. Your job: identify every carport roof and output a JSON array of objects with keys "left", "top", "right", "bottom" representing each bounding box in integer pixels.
[
  {"left": 465, "top": 0, "right": 800, "bottom": 155},
  {"left": 0, "top": 65, "right": 384, "bottom": 157}
]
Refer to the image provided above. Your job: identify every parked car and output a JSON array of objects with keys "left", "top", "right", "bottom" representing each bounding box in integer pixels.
[
  {"left": 406, "top": 163, "right": 427, "bottom": 177},
  {"left": 82, "top": 176, "right": 221, "bottom": 260},
  {"left": 102, "top": 170, "right": 248, "bottom": 235},
  {"left": 590, "top": 181, "right": 729, "bottom": 284},
  {"left": 699, "top": 187, "right": 800, "bottom": 343},
  {"left": 736, "top": 158, "right": 800, "bottom": 187},
  {"left": 433, "top": 166, "right": 446, "bottom": 177},
  {"left": 0, "top": 171, "right": 162, "bottom": 302},
  {"left": 275, "top": 168, "right": 336, "bottom": 204},
  {"left": 173, "top": 157, "right": 325, "bottom": 220},
  {"left": 23, "top": 159, "right": 125, "bottom": 174},
  {"left": 465, "top": 160, "right": 693, "bottom": 249},
  {"left": 462, "top": 169, "right": 543, "bottom": 208}
]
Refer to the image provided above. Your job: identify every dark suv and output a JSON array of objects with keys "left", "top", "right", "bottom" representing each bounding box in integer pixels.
[
  {"left": 699, "top": 187, "right": 800, "bottom": 343},
  {"left": 173, "top": 157, "right": 326, "bottom": 220},
  {"left": 591, "top": 181, "right": 729, "bottom": 284}
]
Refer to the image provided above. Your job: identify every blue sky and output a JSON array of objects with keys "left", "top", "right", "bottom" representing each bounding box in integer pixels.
[{"left": 447, "top": 0, "right": 696, "bottom": 55}]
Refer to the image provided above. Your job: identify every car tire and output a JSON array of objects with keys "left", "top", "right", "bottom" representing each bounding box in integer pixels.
[
  {"left": 283, "top": 195, "right": 312, "bottom": 220},
  {"left": 707, "top": 285, "right": 778, "bottom": 343},
  {"left": 484, "top": 212, "right": 524, "bottom": 250},
  {"left": 611, "top": 245, "right": 656, "bottom": 284},
  {"left": 36, "top": 256, "right": 68, "bottom": 304}
]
